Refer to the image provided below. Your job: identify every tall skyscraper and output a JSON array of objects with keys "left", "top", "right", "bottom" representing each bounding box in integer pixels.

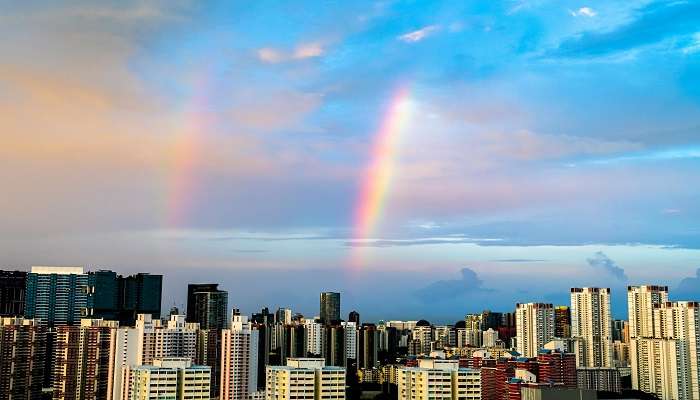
[
  {"left": 342, "top": 321, "right": 358, "bottom": 361},
  {"left": 86, "top": 271, "right": 163, "bottom": 326},
  {"left": 515, "top": 303, "right": 555, "bottom": 358},
  {"left": 554, "top": 306, "right": 571, "bottom": 338},
  {"left": 570, "top": 287, "right": 613, "bottom": 367},
  {"left": 319, "top": 292, "right": 340, "bottom": 324},
  {"left": 52, "top": 319, "right": 119, "bottom": 400},
  {"left": 411, "top": 320, "right": 433, "bottom": 355},
  {"left": 0, "top": 270, "right": 26, "bottom": 317},
  {"left": 627, "top": 285, "right": 669, "bottom": 339},
  {"left": 358, "top": 324, "right": 379, "bottom": 369},
  {"left": 220, "top": 314, "right": 259, "bottom": 400},
  {"left": 324, "top": 324, "right": 346, "bottom": 367},
  {"left": 348, "top": 310, "right": 360, "bottom": 325},
  {"left": 25, "top": 266, "right": 88, "bottom": 326},
  {"left": 112, "top": 314, "right": 199, "bottom": 400},
  {"left": 0, "top": 317, "right": 46, "bottom": 400},
  {"left": 275, "top": 308, "right": 292, "bottom": 325},
  {"left": 627, "top": 285, "right": 669, "bottom": 393},
  {"left": 265, "top": 358, "right": 345, "bottom": 400},
  {"left": 128, "top": 358, "right": 211, "bottom": 400},
  {"left": 303, "top": 319, "right": 324, "bottom": 356},
  {"left": 186, "top": 284, "right": 228, "bottom": 330}
]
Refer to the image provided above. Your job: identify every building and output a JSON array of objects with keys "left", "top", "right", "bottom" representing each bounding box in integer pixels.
[
  {"left": 570, "top": 287, "right": 613, "bottom": 367},
  {"left": 628, "top": 285, "right": 669, "bottom": 339},
  {"left": 265, "top": 358, "right": 345, "bottom": 400},
  {"left": 359, "top": 324, "right": 379, "bottom": 369},
  {"left": 630, "top": 301, "right": 700, "bottom": 400},
  {"left": 128, "top": 358, "right": 210, "bottom": 400},
  {"left": 0, "top": 270, "right": 26, "bottom": 317},
  {"left": 112, "top": 314, "right": 199, "bottom": 400},
  {"left": 275, "top": 308, "right": 292, "bottom": 325},
  {"left": 576, "top": 367, "right": 621, "bottom": 393},
  {"left": 554, "top": 306, "right": 571, "bottom": 338},
  {"left": 52, "top": 319, "right": 119, "bottom": 400},
  {"left": 411, "top": 320, "right": 433, "bottom": 355},
  {"left": 516, "top": 303, "right": 555, "bottom": 358},
  {"left": 397, "top": 359, "right": 480, "bottom": 400},
  {"left": 519, "top": 386, "right": 596, "bottom": 400},
  {"left": 536, "top": 350, "right": 576, "bottom": 388},
  {"left": 348, "top": 311, "right": 360, "bottom": 325},
  {"left": 221, "top": 314, "right": 259, "bottom": 400},
  {"left": 483, "top": 328, "right": 499, "bottom": 347},
  {"left": 0, "top": 317, "right": 46, "bottom": 400},
  {"left": 304, "top": 319, "right": 325, "bottom": 356},
  {"left": 627, "top": 285, "right": 670, "bottom": 395},
  {"left": 86, "top": 271, "right": 163, "bottom": 326},
  {"left": 186, "top": 284, "right": 228, "bottom": 330},
  {"left": 323, "top": 324, "right": 345, "bottom": 367},
  {"left": 319, "top": 292, "right": 340, "bottom": 325},
  {"left": 25, "top": 266, "right": 88, "bottom": 326},
  {"left": 341, "top": 321, "right": 357, "bottom": 361}
]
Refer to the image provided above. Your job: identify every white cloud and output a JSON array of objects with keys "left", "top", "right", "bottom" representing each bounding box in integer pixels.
[
  {"left": 257, "top": 42, "right": 324, "bottom": 63},
  {"left": 571, "top": 7, "right": 597, "bottom": 17},
  {"left": 682, "top": 33, "right": 700, "bottom": 54},
  {"left": 398, "top": 25, "right": 440, "bottom": 43}
]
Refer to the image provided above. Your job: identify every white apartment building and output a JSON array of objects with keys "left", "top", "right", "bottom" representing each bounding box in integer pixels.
[
  {"left": 113, "top": 314, "right": 199, "bottom": 400},
  {"left": 516, "top": 303, "right": 555, "bottom": 358},
  {"left": 221, "top": 314, "right": 259, "bottom": 400},
  {"left": 341, "top": 321, "right": 358, "bottom": 360},
  {"left": 570, "top": 287, "right": 613, "bottom": 367},
  {"left": 266, "top": 358, "right": 345, "bottom": 400},
  {"left": 628, "top": 285, "right": 669, "bottom": 339},
  {"left": 304, "top": 320, "right": 325, "bottom": 356},
  {"left": 397, "top": 359, "right": 480, "bottom": 400},
  {"left": 483, "top": 328, "right": 499, "bottom": 348},
  {"left": 128, "top": 358, "right": 210, "bottom": 400}
]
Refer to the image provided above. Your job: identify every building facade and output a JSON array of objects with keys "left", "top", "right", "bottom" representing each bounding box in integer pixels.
[
  {"left": 516, "top": 303, "right": 555, "bottom": 358},
  {"left": 25, "top": 266, "right": 88, "bottom": 326},
  {"left": 570, "top": 288, "right": 613, "bottom": 368},
  {"left": 397, "top": 359, "right": 480, "bottom": 400},
  {"left": 319, "top": 292, "right": 340, "bottom": 325},
  {"left": 0, "top": 270, "right": 26, "bottom": 317},
  {"left": 0, "top": 317, "right": 46, "bottom": 400},
  {"left": 128, "top": 358, "right": 210, "bottom": 400},
  {"left": 220, "top": 314, "right": 259, "bottom": 400},
  {"left": 265, "top": 358, "right": 345, "bottom": 400}
]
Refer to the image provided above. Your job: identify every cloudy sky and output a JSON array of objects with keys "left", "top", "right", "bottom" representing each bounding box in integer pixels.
[{"left": 1, "top": 0, "right": 699, "bottom": 322}]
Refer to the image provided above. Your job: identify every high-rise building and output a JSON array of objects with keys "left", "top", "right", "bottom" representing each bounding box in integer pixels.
[
  {"left": 275, "top": 308, "right": 292, "bottom": 325},
  {"left": 348, "top": 311, "right": 360, "bottom": 325},
  {"left": 397, "top": 359, "right": 481, "bottom": 400},
  {"left": 0, "top": 270, "right": 26, "bottom": 317},
  {"left": 627, "top": 285, "right": 669, "bottom": 339},
  {"left": 186, "top": 284, "right": 228, "bottom": 330},
  {"left": 554, "top": 306, "right": 571, "bottom": 338},
  {"left": 319, "top": 292, "right": 340, "bottom": 324},
  {"left": 516, "top": 303, "right": 555, "bottom": 358},
  {"left": 304, "top": 319, "right": 325, "bottom": 357},
  {"left": 112, "top": 314, "right": 199, "bottom": 400},
  {"left": 25, "top": 266, "right": 88, "bottom": 326},
  {"left": 0, "top": 317, "right": 46, "bottom": 400},
  {"left": 570, "top": 288, "right": 613, "bottom": 367},
  {"left": 627, "top": 285, "right": 669, "bottom": 394},
  {"left": 86, "top": 271, "right": 163, "bottom": 326},
  {"left": 537, "top": 350, "right": 577, "bottom": 388},
  {"left": 649, "top": 301, "right": 700, "bottom": 400},
  {"left": 324, "top": 324, "right": 345, "bottom": 367},
  {"left": 52, "top": 319, "right": 119, "bottom": 400},
  {"left": 265, "top": 358, "right": 345, "bottom": 400},
  {"left": 411, "top": 320, "right": 432, "bottom": 355},
  {"left": 359, "top": 324, "right": 379, "bottom": 369},
  {"left": 482, "top": 328, "right": 498, "bottom": 347},
  {"left": 576, "top": 367, "right": 621, "bottom": 393},
  {"left": 221, "top": 314, "right": 259, "bottom": 400},
  {"left": 128, "top": 358, "right": 210, "bottom": 400},
  {"left": 341, "top": 321, "right": 358, "bottom": 361}
]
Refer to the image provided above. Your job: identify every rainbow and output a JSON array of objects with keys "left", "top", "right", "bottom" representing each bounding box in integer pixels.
[{"left": 351, "top": 85, "right": 413, "bottom": 260}]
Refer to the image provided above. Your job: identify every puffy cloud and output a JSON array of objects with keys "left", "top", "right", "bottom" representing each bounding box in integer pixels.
[
  {"left": 415, "top": 267, "right": 492, "bottom": 302},
  {"left": 257, "top": 42, "right": 325, "bottom": 63},
  {"left": 675, "top": 268, "right": 700, "bottom": 300},
  {"left": 586, "top": 252, "right": 628, "bottom": 281},
  {"left": 398, "top": 25, "right": 440, "bottom": 43}
]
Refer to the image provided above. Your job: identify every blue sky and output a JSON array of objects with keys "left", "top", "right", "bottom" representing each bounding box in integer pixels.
[{"left": 1, "top": 0, "right": 699, "bottom": 321}]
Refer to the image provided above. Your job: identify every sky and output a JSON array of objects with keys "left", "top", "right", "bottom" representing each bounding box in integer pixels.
[{"left": 1, "top": 0, "right": 700, "bottom": 322}]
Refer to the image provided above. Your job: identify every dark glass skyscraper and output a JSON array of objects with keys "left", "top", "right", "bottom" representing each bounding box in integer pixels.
[
  {"left": 25, "top": 266, "right": 88, "bottom": 326},
  {"left": 555, "top": 305, "right": 572, "bottom": 338},
  {"left": 348, "top": 310, "right": 360, "bottom": 325},
  {"left": 319, "top": 292, "right": 340, "bottom": 324},
  {"left": 186, "top": 283, "right": 228, "bottom": 330},
  {"left": 0, "top": 270, "right": 26, "bottom": 317},
  {"left": 86, "top": 271, "right": 163, "bottom": 326}
]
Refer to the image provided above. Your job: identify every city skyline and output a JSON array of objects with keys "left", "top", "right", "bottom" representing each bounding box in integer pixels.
[{"left": 2, "top": 1, "right": 700, "bottom": 321}]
